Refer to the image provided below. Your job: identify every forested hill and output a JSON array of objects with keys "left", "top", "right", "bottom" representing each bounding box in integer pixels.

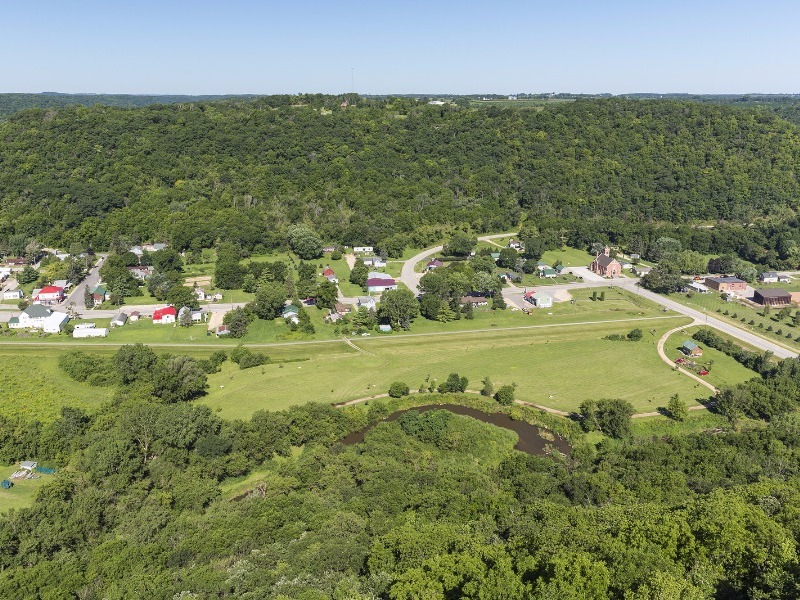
[
  {"left": 0, "top": 93, "right": 257, "bottom": 121},
  {"left": 1, "top": 96, "right": 800, "bottom": 253}
]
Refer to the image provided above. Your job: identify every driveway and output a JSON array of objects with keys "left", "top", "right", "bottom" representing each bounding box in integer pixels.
[{"left": 567, "top": 266, "right": 606, "bottom": 282}]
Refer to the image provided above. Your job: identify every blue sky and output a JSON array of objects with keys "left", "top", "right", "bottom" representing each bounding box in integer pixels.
[{"left": 2, "top": 1, "right": 799, "bottom": 95}]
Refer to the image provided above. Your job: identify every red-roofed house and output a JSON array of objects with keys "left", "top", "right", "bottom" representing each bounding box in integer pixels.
[
  {"left": 366, "top": 278, "right": 397, "bottom": 293},
  {"left": 322, "top": 267, "right": 339, "bottom": 283},
  {"left": 34, "top": 286, "right": 65, "bottom": 305},
  {"left": 152, "top": 306, "right": 177, "bottom": 324}
]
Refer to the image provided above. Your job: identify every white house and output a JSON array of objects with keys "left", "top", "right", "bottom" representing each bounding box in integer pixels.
[
  {"left": 760, "top": 272, "right": 779, "bottom": 284},
  {"left": 8, "top": 305, "right": 69, "bottom": 333},
  {"left": 362, "top": 257, "right": 386, "bottom": 268},
  {"left": 353, "top": 246, "right": 374, "bottom": 254},
  {"left": 111, "top": 312, "right": 128, "bottom": 327},
  {"left": 357, "top": 296, "right": 377, "bottom": 311},
  {"left": 194, "top": 288, "right": 209, "bottom": 302},
  {"left": 33, "top": 286, "right": 65, "bottom": 305},
  {"left": 3, "top": 289, "right": 23, "bottom": 300}
]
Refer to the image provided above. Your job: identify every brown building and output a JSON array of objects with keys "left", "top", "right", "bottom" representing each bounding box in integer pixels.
[
  {"left": 590, "top": 246, "right": 622, "bottom": 278},
  {"left": 754, "top": 288, "right": 792, "bottom": 307},
  {"left": 704, "top": 276, "right": 747, "bottom": 293}
]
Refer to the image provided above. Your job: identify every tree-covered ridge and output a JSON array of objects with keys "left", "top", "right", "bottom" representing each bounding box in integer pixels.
[
  {"left": 0, "top": 93, "right": 261, "bottom": 121},
  {"left": 1, "top": 97, "right": 800, "bottom": 254}
]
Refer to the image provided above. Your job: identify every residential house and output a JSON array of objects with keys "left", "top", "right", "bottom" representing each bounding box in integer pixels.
[
  {"left": 760, "top": 272, "right": 779, "bottom": 284},
  {"left": 681, "top": 340, "right": 703, "bottom": 356},
  {"left": 179, "top": 306, "right": 208, "bottom": 323},
  {"left": 52, "top": 279, "right": 70, "bottom": 290},
  {"left": 508, "top": 239, "right": 523, "bottom": 250},
  {"left": 362, "top": 256, "right": 386, "bottom": 268},
  {"left": 490, "top": 252, "right": 501, "bottom": 261},
  {"left": 282, "top": 305, "right": 300, "bottom": 324},
  {"left": 353, "top": 246, "right": 374, "bottom": 254},
  {"left": 322, "top": 267, "right": 339, "bottom": 283},
  {"left": 212, "top": 292, "right": 224, "bottom": 301},
  {"left": 632, "top": 265, "right": 651, "bottom": 276},
  {"left": 704, "top": 276, "right": 747, "bottom": 293},
  {"left": 3, "top": 289, "right": 23, "bottom": 300},
  {"left": 8, "top": 304, "right": 69, "bottom": 333},
  {"left": 754, "top": 288, "right": 792, "bottom": 307},
  {"left": 5, "top": 257, "right": 27, "bottom": 267},
  {"left": 366, "top": 278, "right": 397, "bottom": 293},
  {"left": 426, "top": 259, "right": 443, "bottom": 271},
  {"left": 144, "top": 243, "right": 167, "bottom": 253},
  {"left": 193, "top": 288, "right": 209, "bottom": 302},
  {"left": 111, "top": 312, "right": 128, "bottom": 327},
  {"left": 323, "top": 246, "right": 337, "bottom": 253},
  {"left": 589, "top": 246, "right": 622, "bottom": 278},
  {"left": 127, "top": 265, "right": 153, "bottom": 280},
  {"left": 152, "top": 306, "right": 177, "bottom": 324},
  {"left": 215, "top": 325, "right": 230, "bottom": 337},
  {"left": 460, "top": 296, "right": 489, "bottom": 307},
  {"left": 629, "top": 253, "right": 641, "bottom": 260},
  {"left": 357, "top": 297, "right": 377, "bottom": 311},
  {"left": 378, "top": 324, "right": 392, "bottom": 333},
  {"left": 90, "top": 285, "right": 110, "bottom": 304},
  {"left": 129, "top": 311, "right": 140, "bottom": 322},
  {"left": 541, "top": 268, "right": 558, "bottom": 279},
  {"left": 34, "top": 286, "right": 65, "bottom": 305},
  {"left": 536, "top": 261, "right": 549, "bottom": 272},
  {"left": 334, "top": 302, "right": 352, "bottom": 315}
]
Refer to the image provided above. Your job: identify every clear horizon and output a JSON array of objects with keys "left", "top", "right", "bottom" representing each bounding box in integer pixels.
[{"left": 3, "top": 1, "right": 799, "bottom": 96}]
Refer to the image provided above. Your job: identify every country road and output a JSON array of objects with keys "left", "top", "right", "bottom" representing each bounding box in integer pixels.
[{"left": 399, "top": 237, "right": 799, "bottom": 361}]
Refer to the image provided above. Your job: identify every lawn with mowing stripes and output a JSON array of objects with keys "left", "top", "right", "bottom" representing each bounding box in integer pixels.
[{"left": 199, "top": 318, "right": 714, "bottom": 420}]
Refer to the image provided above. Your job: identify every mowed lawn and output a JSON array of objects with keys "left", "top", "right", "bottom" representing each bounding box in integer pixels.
[
  {"left": 0, "top": 468, "right": 54, "bottom": 513},
  {"left": 541, "top": 247, "right": 594, "bottom": 267},
  {"left": 663, "top": 326, "right": 759, "bottom": 390},
  {"left": 0, "top": 348, "right": 115, "bottom": 421},
  {"left": 199, "top": 318, "right": 713, "bottom": 419}
]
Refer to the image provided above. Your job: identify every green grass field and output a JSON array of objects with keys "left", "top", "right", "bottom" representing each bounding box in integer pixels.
[
  {"left": 0, "top": 468, "right": 54, "bottom": 513},
  {"left": 0, "top": 348, "right": 114, "bottom": 420},
  {"left": 663, "top": 325, "right": 758, "bottom": 389},
  {"left": 541, "top": 247, "right": 595, "bottom": 268},
  {"left": 199, "top": 317, "right": 715, "bottom": 420}
]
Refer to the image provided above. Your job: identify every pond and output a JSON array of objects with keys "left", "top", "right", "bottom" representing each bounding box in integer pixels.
[{"left": 340, "top": 404, "right": 571, "bottom": 457}]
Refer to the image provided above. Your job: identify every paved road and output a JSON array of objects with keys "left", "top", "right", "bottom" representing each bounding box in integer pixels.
[
  {"left": 626, "top": 284, "right": 798, "bottom": 359},
  {"left": 399, "top": 237, "right": 799, "bottom": 360},
  {"left": 63, "top": 255, "right": 106, "bottom": 311},
  {"left": 399, "top": 233, "right": 518, "bottom": 293}
]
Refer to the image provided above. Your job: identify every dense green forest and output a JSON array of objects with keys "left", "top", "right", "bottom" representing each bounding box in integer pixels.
[
  {"left": 3, "top": 95, "right": 800, "bottom": 267},
  {"left": 1, "top": 343, "right": 800, "bottom": 597},
  {"left": 0, "top": 93, "right": 258, "bottom": 121}
]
